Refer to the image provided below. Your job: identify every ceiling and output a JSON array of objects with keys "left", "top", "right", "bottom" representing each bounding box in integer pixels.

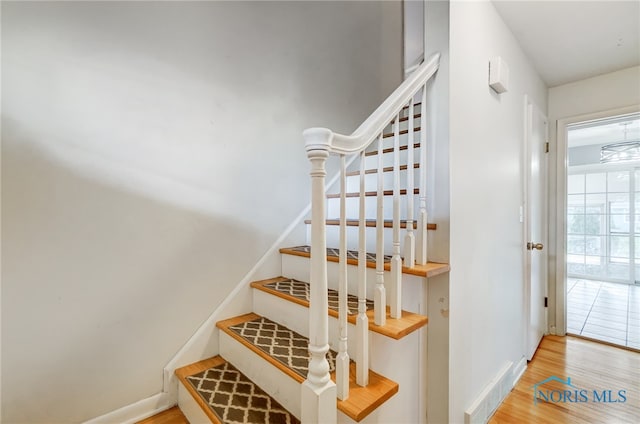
[{"left": 492, "top": 0, "right": 640, "bottom": 87}]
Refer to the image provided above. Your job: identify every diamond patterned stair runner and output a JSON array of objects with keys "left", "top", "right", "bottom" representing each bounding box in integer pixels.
[
  {"left": 186, "top": 360, "right": 300, "bottom": 424},
  {"left": 264, "top": 278, "right": 374, "bottom": 316},
  {"left": 228, "top": 316, "right": 337, "bottom": 379},
  {"left": 287, "top": 245, "right": 392, "bottom": 263}
]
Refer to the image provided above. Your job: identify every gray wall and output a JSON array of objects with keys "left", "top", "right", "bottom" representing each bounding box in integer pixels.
[{"left": 1, "top": 1, "right": 402, "bottom": 422}]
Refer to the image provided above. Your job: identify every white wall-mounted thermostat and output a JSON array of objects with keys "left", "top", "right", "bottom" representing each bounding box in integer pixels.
[{"left": 489, "top": 57, "right": 509, "bottom": 94}]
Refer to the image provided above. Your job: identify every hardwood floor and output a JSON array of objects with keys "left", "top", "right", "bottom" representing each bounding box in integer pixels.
[
  {"left": 136, "top": 407, "right": 188, "bottom": 424},
  {"left": 490, "top": 335, "right": 640, "bottom": 423}
]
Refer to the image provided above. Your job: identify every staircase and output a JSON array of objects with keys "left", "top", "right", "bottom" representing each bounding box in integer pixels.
[{"left": 167, "top": 53, "right": 447, "bottom": 423}]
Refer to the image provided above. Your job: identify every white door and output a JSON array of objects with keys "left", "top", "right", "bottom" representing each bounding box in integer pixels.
[{"left": 525, "top": 98, "right": 548, "bottom": 360}]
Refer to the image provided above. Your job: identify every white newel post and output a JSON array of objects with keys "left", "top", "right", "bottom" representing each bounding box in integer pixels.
[{"left": 302, "top": 129, "right": 337, "bottom": 424}]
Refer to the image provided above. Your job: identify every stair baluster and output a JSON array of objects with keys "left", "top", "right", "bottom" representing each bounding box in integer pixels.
[
  {"left": 302, "top": 53, "right": 440, "bottom": 421},
  {"left": 356, "top": 150, "right": 369, "bottom": 386},
  {"left": 391, "top": 113, "right": 403, "bottom": 319},
  {"left": 404, "top": 98, "right": 416, "bottom": 267},
  {"left": 301, "top": 137, "right": 337, "bottom": 424},
  {"left": 417, "top": 86, "right": 428, "bottom": 265},
  {"left": 374, "top": 133, "right": 387, "bottom": 327},
  {"left": 337, "top": 154, "right": 349, "bottom": 400}
]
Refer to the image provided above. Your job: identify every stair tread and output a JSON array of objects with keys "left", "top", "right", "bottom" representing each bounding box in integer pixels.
[
  {"left": 217, "top": 312, "right": 398, "bottom": 422},
  {"left": 251, "top": 277, "right": 427, "bottom": 340},
  {"left": 326, "top": 188, "right": 419, "bottom": 198},
  {"left": 390, "top": 113, "right": 421, "bottom": 125},
  {"left": 305, "top": 218, "right": 437, "bottom": 230},
  {"left": 175, "top": 355, "right": 299, "bottom": 424},
  {"left": 365, "top": 142, "right": 421, "bottom": 157},
  {"left": 280, "top": 245, "right": 450, "bottom": 278},
  {"left": 345, "top": 163, "right": 419, "bottom": 176},
  {"left": 381, "top": 126, "right": 421, "bottom": 139}
]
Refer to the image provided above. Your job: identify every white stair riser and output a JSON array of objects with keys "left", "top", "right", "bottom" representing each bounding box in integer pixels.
[
  {"left": 362, "top": 147, "right": 413, "bottom": 169},
  {"left": 218, "top": 331, "right": 302, "bottom": 419},
  {"left": 343, "top": 167, "right": 420, "bottom": 192},
  {"left": 178, "top": 383, "right": 211, "bottom": 424},
  {"left": 380, "top": 113, "right": 422, "bottom": 134},
  {"left": 309, "top": 223, "right": 420, "bottom": 255},
  {"left": 253, "top": 287, "right": 423, "bottom": 358},
  {"left": 252, "top": 290, "right": 425, "bottom": 424},
  {"left": 326, "top": 195, "right": 419, "bottom": 221},
  {"left": 376, "top": 130, "right": 422, "bottom": 152},
  {"left": 280, "top": 254, "right": 425, "bottom": 313}
]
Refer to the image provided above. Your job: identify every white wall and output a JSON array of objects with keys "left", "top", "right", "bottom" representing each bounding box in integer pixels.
[
  {"left": 404, "top": 0, "right": 425, "bottom": 71},
  {"left": 0, "top": 2, "right": 401, "bottom": 422},
  {"left": 547, "top": 66, "right": 640, "bottom": 334},
  {"left": 424, "top": 1, "right": 450, "bottom": 423},
  {"left": 448, "top": 1, "right": 547, "bottom": 422}
]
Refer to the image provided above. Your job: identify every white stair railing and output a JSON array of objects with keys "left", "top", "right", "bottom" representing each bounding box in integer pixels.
[{"left": 302, "top": 53, "right": 440, "bottom": 420}]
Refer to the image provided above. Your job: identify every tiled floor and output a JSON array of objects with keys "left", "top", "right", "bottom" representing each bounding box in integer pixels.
[{"left": 567, "top": 278, "right": 640, "bottom": 350}]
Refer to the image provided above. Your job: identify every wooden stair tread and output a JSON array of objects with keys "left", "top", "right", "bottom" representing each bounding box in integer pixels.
[
  {"left": 345, "top": 163, "right": 419, "bottom": 176},
  {"left": 280, "top": 245, "right": 450, "bottom": 278},
  {"left": 381, "top": 127, "right": 421, "bottom": 139},
  {"left": 305, "top": 218, "right": 436, "bottom": 230},
  {"left": 217, "top": 313, "right": 398, "bottom": 422},
  {"left": 175, "top": 355, "right": 299, "bottom": 424},
  {"left": 326, "top": 188, "right": 419, "bottom": 198},
  {"left": 365, "top": 142, "right": 421, "bottom": 157},
  {"left": 251, "top": 277, "right": 428, "bottom": 340},
  {"left": 390, "top": 113, "right": 422, "bottom": 125}
]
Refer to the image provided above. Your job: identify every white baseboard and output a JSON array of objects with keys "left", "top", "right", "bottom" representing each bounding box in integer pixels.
[
  {"left": 512, "top": 356, "right": 527, "bottom": 387},
  {"left": 464, "top": 361, "right": 514, "bottom": 424},
  {"left": 82, "top": 392, "right": 174, "bottom": 424}
]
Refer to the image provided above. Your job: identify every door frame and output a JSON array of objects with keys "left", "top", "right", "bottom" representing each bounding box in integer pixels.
[
  {"left": 523, "top": 95, "right": 549, "bottom": 359},
  {"left": 554, "top": 104, "right": 640, "bottom": 336}
]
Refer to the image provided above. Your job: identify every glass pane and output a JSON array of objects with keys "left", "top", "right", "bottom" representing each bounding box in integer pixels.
[
  {"left": 610, "top": 235, "right": 630, "bottom": 258},
  {"left": 568, "top": 204, "right": 585, "bottom": 214},
  {"left": 609, "top": 193, "right": 629, "bottom": 214},
  {"left": 586, "top": 173, "right": 606, "bottom": 193},
  {"left": 567, "top": 254, "right": 585, "bottom": 264},
  {"left": 610, "top": 215, "right": 630, "bottom": 233},
  {"left": 636, "top": 237, "right": 640, "bottom": 260},
  {"left": 608, "top": 171, "right": 630, "bottom": 192},
  {"left": 567, "top": 236, "right": 585, "bottom": 254},
  {"left": 567, "top": 215, "right": 585, "bottom": 234},
  {"left": 608, "top": 263, "right": 629, "bottom": 280},
  {"left": 568, "top": 194, "right": 585, "bottom": 207},
  {"left": 585, "top": 194, "right": 605, "bottom": 213},
  {"left": 585, "top": 263, "right": 603, "bottom": 277},
  {"left": 568, "top": 263, "right": 585, "bottom": 275},
  {"left": 585, "top": 236, "right": 603, "bottom": 256},
  {"left": 568, "top": 174, "right": 584, "bottom": 194},
  {"left": 584, "top": 215, "right": 603, "bottom": 235}
]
